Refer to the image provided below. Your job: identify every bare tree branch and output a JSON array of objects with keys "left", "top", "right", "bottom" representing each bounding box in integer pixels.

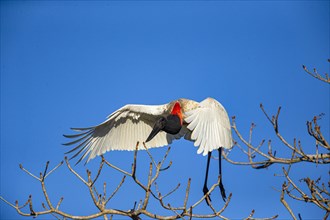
[
  {"left": 302, "top": 59, "right": 330, "bottom": 84},
  {"left": 1, "top": 145, "right": 276, "bottom": 219},
  {"left": 226, "top": 109, "right": 329, "bottom": 219},
  {"left": 224, "top": 105, "right": 329, "bottom": 169},
  {"left": 224, "top": 60, "right": 329, "bottom": 218},
  {"left": 280, "top": 167, "right": 330, "bottom": 219},
  {"left": 223, "top": 60, "right": 329, "bottom": 219}
]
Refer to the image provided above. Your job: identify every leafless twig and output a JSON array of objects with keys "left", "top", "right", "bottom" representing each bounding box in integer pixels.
[
  {"left": 280, "top": 166, "right": 330, "bottom": 219},
  {"left": 224, "top": 105, "right": 329, "bottom": 169},
  {"left": 302, "top": 59, "right": 330, "bottom": 84},
  {"left": 1, "top": 144, "right": 276, "bottom": 219}
]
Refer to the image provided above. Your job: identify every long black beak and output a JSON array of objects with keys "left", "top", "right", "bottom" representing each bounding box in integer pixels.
[{"left": 146, "top": 117, "right": 166, "bottom": 142}]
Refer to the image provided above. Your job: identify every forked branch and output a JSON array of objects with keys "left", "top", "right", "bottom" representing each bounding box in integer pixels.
[
  {"left": 1, "top": 143, "right": 276, "bottom": 220},
  {"left": 224, "top": 105, "right": 329, "bottom": 169},
  {"left": 280, "top": 167, "right": 330, "bottom": 219},
  {"left": 302, "top": 59, "right": 330, "bottom": 84}
]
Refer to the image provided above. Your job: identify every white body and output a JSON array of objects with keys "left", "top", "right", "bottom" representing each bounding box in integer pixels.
[{"left": 65, "top": 97, "right": 233, "bottom": 163}]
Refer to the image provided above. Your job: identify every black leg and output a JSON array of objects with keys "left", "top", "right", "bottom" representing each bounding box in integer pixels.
[
  {"left": 203, "top": 152, "right": 212, "bottom": 206},
  {"left": 218, "top": 148, "right": 226, "bottom": 201}
]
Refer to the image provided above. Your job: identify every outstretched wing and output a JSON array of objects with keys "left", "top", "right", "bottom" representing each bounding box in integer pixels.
[
  {"left": 64, "top": 104, "right": 184, "bottom": 164},
  {"left": 184, "top": 98, "right": 233, "bottom": 156}
]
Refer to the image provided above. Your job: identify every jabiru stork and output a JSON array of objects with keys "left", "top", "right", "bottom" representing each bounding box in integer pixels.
[{"left": 64, "top": 97, "right": 233, "bottom": 203}]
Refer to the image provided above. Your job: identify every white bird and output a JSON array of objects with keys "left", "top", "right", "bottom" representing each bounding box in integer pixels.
[{"left": 64, "top": 97, "right": 233, "bottom": 203}]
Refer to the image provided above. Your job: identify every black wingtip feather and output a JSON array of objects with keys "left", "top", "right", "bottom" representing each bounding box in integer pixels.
[
  {"left": 62, "top": 130, "right": 93, "bottom": 146},
  {"left": 63, "top": 130, "right": 91, "bottom": 138},
  {"left": 65, "top": 138, "right": 92, "bottom": 155},
  {"left": 70, "top": 126, "right": 95, "bottom": 131}
]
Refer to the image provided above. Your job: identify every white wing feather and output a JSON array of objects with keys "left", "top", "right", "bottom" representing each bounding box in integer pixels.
[
  {"left": 185, "top": 98, "right": 233, "bottom": 156},
  {"left": 64, "top": 98, "right": 233, "bottom": 163},
  {"left": 64, "top": 104, "right": 183, "bottom": 163}
]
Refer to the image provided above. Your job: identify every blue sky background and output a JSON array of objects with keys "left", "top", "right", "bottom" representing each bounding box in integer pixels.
[{"left": 1, "top": 1, "right": 329, "bottom": 219}]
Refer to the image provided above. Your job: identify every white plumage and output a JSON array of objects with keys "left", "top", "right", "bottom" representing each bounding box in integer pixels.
[{"left": 64, "top": 97, "right": 233, "bottom": 163}]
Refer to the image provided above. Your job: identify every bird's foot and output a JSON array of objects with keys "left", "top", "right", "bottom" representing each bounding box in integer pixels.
[
  {"left": 219, "top": 179, "right": 226, "bottom": 202},
  {"left": 203, "top": 185, "right": 212, "bottom": 206}
]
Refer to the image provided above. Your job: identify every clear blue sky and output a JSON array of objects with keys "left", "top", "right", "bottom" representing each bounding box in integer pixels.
[{"left": 1, "top": 1, "right": 329, "bottom": 219}]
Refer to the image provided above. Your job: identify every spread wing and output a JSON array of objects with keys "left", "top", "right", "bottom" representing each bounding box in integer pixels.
[
  {"left": 184, "top": 98, "right": 233, "bottom": 156},
  {"left": 64, "top": 104, "right": 185, "bottom": 164}
]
